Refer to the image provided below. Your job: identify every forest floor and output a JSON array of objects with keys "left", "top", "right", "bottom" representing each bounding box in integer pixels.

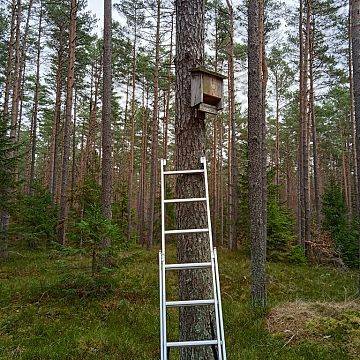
[{"left": 0, "top": 244, "right": 359, "bottom": 359}]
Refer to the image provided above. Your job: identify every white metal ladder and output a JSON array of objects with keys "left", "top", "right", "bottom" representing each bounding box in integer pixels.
[{"left": 159, "top": 156, "right": 227, "bottom": 359}]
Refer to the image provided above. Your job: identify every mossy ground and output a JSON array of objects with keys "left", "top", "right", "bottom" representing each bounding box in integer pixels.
[{"left": 0, "top": 245, "right": 359, "bottom": 359}]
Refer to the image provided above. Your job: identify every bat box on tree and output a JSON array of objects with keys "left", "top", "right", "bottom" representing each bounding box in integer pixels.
[{"left": 191, "top": 67, "right": 226, "bottom": 115}]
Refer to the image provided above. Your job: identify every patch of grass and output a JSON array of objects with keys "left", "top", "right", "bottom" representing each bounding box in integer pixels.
[{"left": 0, "top": 245, "right": 358, "bottom": 359}]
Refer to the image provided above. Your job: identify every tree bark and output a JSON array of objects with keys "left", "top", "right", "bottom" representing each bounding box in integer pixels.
[
  {"left": 58, "top": 0, "right": 77, "bottom": 245},
  {"left": 350, "top": 0, "right": 360, "bottom": 293},
  {"left": 2, "top": 0, "right": 17, "bottom": 123},
  {"left": 15, "top": 0, "right": 34, "bottom": 142},
  {"left": 226, "top": 0, "right": 236, "bottom": 250},
  {"left": 70, "top": 87, "right": 77, "bottom": 209},
  {"left": 127, "top": 8, "right": 137, "bottom": 242},
  {"left": 10, "top": 0, "right": 22, "bottom": 141},
  {"left": 101, "top": 0, "right": 113, "bottom": 227},
  {"left": 29, "top": 1, "right": 43, "bottom": 194},
  {"left": 147, "top": 0, "right": 161, "bottom": 248},
  {"left": 303, "top": 0, "right": 311, "bottom": 250},
  {"left": 248, "top": 0, "right": 267, "bottom": 307},
  {"left": 298, "top": 0, "right": 311, "bottom": 249},
  {"left": 49, "top": 49, "right": 65, "bottom": 199},
  {"left": 275, "top": 72, "right": 280, "bottom": 187},
  {"left": 175, "top": 1, "right": 214, "bottom": 358},
  {"left": 138, "top": 83, "right": 149, "bottom": 245},
  {"left": 163, "top": 11, "right": 174, "bottom": 160},
  {"left": 309, "top": 15, "right": 321, "bottom": 229},
  {"left": 349, "top": 2, "right": 359, "bottom": 215}
]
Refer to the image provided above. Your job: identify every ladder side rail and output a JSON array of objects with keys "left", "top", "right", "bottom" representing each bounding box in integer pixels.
[
  {"left": 211, "top": 250, "right": 223, "bottom": 360},
  {"left": 161, "top": 252, "right": 168, "bottom": 360},
  {"left": 214, "top": 248, "right": 227, "bottom": 360},
  {"left": 203, "top": 156, "right": 222, "bottom": 358},
  {"left": 159, "top": 251, "right": 164, "bottom": 360},
  {"left": 201, "top": 156, "right": 214, "bottom": 251},
  {"left": 161, "top": 159, "right": 166, "bottom": 254},
  {"left": 160, "top": 160, "right": 167, "bottom": 359}
]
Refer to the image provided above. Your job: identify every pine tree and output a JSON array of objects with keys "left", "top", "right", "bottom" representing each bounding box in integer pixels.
[{"left": 248, "top": 0, "right": 267, "bottom": 307}]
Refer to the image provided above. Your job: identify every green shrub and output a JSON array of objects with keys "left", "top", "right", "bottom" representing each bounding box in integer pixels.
[
  {"left": 322, "top": 184, "right": 359, "bottom": 268},
  {"left": 75, "top": 205, "right": 126, "bottom": 273},
  {"left": 267, "top": 182, "right": 295, "bottom": 258},
  {"left": 76, "top": 205, "right": 124, "bottom": 248},
  {"left": 288, "top": 244, "right": 308, "bottom": 264},
  {"left": 10, "top": 185, "right": 57, "bottom": 248}
]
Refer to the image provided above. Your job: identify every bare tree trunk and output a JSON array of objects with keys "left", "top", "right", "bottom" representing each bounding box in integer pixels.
[
  {"left": 219, "top": 118, "right": 224, "bottom": 246},
  {"left": 147, "top": 0, "right": 161, "bottom": 248},
  {"left": 248, "top": 0, "right": 267, "bottom": 307},
  {"left": 226, "top": 0, "right": 236, "bottom": 250},
  {"left": 298, "top": 0, "right": 304, "bottom": 244},
  {"left": 10, "top": 0, "right": 22, "bottom": 141},
  {"left": 58, "top": 0, "right": 77, "bottom": 245},
  {"left": 2, "top": 0, "right": 17, "bottom": 123},
  {"left": 29, "top": 1, "right": 43, "bottom": 194},
  {"left": 175, "top": 1, "right": 215, "bottom": 358},
  {"left": 138, "top": 83, "right": 149, "bottom": 245},
  {"left": 349, "top": 3, "right": 359, "bottom": 215},
  {"left": 303, "top": 0, "right": 312, "bottom": 250},
  {"left": 298, "top": 0, "right": 311, "bottom": 249},
  {"left": 70, "top": 87, "right": 77, "bottom": 207},
  {"left": 275, "top": 74, "right": 280, "bottom": 187},
  {"left": 163, "top": 11, "right": 174, "bottom": 160},
  {"left": 309, "top": 15, "right": 321, "bottom": 229},
  {"left": 101, "top": 0, "right": 113, "bottom": 229},
  {"left": 127, "top": 10, "right": 137, "bottom": 242},
  {"left": 50, "top": 49, "right": 64, "bottom": 198},
  {"left": 15, "top": 0, "right": 34, "bottom": 142}
]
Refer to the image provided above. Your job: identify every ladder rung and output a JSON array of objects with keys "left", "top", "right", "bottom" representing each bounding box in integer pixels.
[
  {"left": 164, "top": 169, "right": 204, "bottom": 175},
  {"left": 165, "top": 262, "right": 212, "bottom": 270},
  {"left": 167, "top": 340, "right": 219, "bottom": 348},
  {"left": 164, "top": 197, "right": 206, "bottom": 204},
  {"left": 166, "top": 299, "right": 215, "bottom": 307},
  {"left": 165, "top": 229, "right": 209, "bottom": 235}
]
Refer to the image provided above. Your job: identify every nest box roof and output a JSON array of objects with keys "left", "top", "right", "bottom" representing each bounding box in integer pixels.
[{"left": 191, "top": 66, "right": 227, "bottom": 80}]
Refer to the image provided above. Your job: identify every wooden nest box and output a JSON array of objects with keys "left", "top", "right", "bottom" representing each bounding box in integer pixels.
[{"left": 191, "top": 67, "right": 226, "bottom": 115}]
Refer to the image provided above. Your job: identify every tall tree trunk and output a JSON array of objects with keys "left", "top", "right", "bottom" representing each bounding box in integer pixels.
[
  {"left": 219, "top": 118, "right": 224, "bottom": 246},
  {"left": 275, "top": 73, "right": 280, "bottom": 187},
  {"left": 2, "top": 0, "right": 17, "bottom": 123},
  {"left": 350, "top": 0, "right": 360, "bottom": 293},
  {"left": 15, "top": 0, "right": 34, "bottom": 142},
  {"left": 298, "top": 0, "right": 304, "bottom": 244},
  {"left": 212, "top": 5, "right": 219, "bottom": 246},
  {"left": 70, "top": 87, "right": 77, "bottom": 207},
  {"left": 10, "top": 0, "right": 21, "bottom": 141},
  {"left": 58, "top": 0, "right": 77, "bottom": 245},
  {"left": 303, "top": 0, "right": 311, "bottom": 250},
  {"left": 211, "top": 116, "right": 218, "bottom": 246},
  {"left": 138, "top": 83, "right": 149, "bottom": 245},
  {"left": 349, "top": 3, "right": 359, "bottom": 215},
  {"left": 163, "top": 11, "right": 174, "bottom": 160},
  {"left": 29, "top": 1, "right": 43, "bottom": 194},
  {"left": 101, "top": 0, "right": 113, "bottom": 229},
  {"left": 226, "top": 0, "right": 236, "bottom": 250},
  {"left": 299, "top": 0, "right": 311, "bottom": 249},
  {"left": 147, "top": 0, "right": 161, "bottom": 248},
  {"left": 309, "top": 15, "right": 321, "bottom": 229},
  {"left": 248, "top": 0, "right": 267, "bottom": 307},
  {"left": 49, "top": 49, "right": 64, "bottom": 198},
  {"left": 127, "top": 9, "right": 137, "bottom": 242},
  {"left": 175, "top": 1, "right": 214, "bottom": 359}
]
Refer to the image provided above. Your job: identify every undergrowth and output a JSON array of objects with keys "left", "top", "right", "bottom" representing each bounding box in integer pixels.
[{"left": 0, "top": 244, "right": 358, "bottom": 359}]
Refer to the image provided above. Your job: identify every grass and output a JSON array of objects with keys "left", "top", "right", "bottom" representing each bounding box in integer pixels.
[{"left": 0, "top": 244, "right": 359, "bottom": 359}]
